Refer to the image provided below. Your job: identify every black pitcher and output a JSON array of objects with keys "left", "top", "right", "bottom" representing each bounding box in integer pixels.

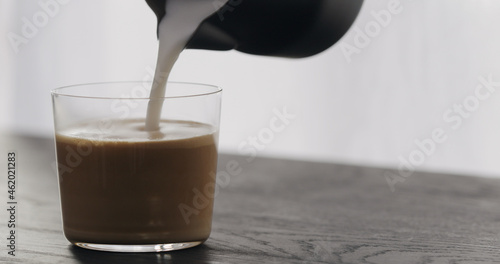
[{"left": 146, "top": 0, "right": 364, "bottom": 58}]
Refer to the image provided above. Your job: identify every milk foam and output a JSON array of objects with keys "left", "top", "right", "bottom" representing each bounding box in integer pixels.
[
  {"left": 145, "top": 0, "right": 228, "bottom": 131},
  {"left": 58, "top": 119, "right": 216, "bottom": 143}
]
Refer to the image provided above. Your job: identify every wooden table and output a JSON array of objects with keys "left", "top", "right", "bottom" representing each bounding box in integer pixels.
[{"left": 1, "top": 135, "right": 500, "bottom": 263}]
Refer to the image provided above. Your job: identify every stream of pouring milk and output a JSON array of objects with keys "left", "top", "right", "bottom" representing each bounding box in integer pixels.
[{"left": 145, "top": 0, "right": 228, "bottom": 131}]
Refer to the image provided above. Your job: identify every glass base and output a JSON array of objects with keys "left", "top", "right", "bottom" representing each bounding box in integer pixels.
[{"left": 74, "top": 241, "right": 202, "bottom": 252}]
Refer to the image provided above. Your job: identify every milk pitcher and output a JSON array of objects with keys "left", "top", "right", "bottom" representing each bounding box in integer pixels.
[{"left": 146, "top": 0, "right": 364, "bottom": 58}]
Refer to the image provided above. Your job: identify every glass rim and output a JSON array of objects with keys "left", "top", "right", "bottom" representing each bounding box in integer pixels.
[{"left": 51, "top": 81, "right": 222, "bottom": 100}]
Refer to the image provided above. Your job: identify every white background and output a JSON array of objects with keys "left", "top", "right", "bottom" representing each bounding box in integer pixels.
[{"left": 2, "top": 0, "right": 500, "bottom": 178}]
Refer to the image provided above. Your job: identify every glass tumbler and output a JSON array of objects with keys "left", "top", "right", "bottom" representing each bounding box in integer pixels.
[{"left": 51, "top": 82, "right": 222, "bottom": 252}]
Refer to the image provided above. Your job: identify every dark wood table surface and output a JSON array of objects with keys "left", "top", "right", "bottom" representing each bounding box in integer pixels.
[{"left": 1, "top": 134, "right": 500, "bottom": 264}]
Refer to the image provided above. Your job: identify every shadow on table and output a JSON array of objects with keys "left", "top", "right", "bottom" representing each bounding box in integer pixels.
[{"left": 69, "top": 244, "right": 213, "bottom": 264}]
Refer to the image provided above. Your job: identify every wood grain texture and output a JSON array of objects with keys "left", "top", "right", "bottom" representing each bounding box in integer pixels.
[{"left": 1, "top": 135, "right": 500, "bottom": 263}]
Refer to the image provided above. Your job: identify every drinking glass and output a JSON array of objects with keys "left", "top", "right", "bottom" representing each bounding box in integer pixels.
[{"left": 51, "top": 82, "right": 222, "bottom": 252}]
